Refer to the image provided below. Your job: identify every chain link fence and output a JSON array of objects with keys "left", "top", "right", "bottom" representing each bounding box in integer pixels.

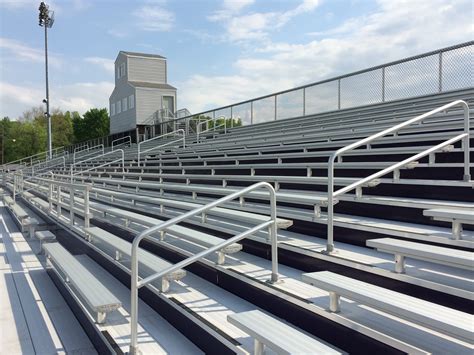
[{"left": 183, "top": 42, "right": 473, "bottom": 129}]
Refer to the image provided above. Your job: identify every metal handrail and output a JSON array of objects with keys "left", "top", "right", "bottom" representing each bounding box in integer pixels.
[
  {"left": 4, "top": 156, "right": 65, "bottom": 183},
  {"left": 2, "top": 146, "right": 65, "bottom": 168},
  {"left": 12, "top": 169, "right": 56, "bottom": 197},
  {"left": 73, "top": 144, "right": 89, "bottom": 154},
  {"left": 325, "top": 99, "right": 471, "bottom": 253},
  {"left": 138, "top": 129, "right": 185, "bottom": 165},
  {"left": 112, "top": 136, "right": 131, "bottom": 150},
  {"left": 196, "top": 116, "right": 227, "bottom": 142},
  {"left": 20, "top": 173, "right": 92, "bottom": 226},
  {"left": 70, "top": 149, "right": 124, "bottom": 181},
  {"left": 73, "top": 144, "right": 104, "bottom": 164},
  {"left": 129, "top": 181, "right": 279, "bottom": 354},
  {"left": 29, "top": 156, "right": 66, "bottom": 176}
]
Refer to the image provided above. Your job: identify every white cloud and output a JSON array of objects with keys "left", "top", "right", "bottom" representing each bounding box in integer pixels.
[
  {"left": 84, "top": 57, "right": 114, "bottom": 73},
  {"left": 0, "top": 37, "right": 61, "bottom": 67},
  {"left": 0, "top": 0, "right": 33, "bottom": 8},
  {"left": 0, "top": 81, "right": 113, "bottom": 119},
  {"left": 208, "top": 0, "right": 255, "bottom": 22},
  {"left": 211, "top": 0, "right": 321, "bottom": 42},
  {"left": 179, "top": 0, "right": 472, "bottom": 114},
  {"left": 0, "top": 0, "right": 88, "bottom": 12},
  {"left": 133, "top": 1, "right": 174, "bottom": 32},
  {"left": 107, "top": 29, "right": 128, "bottom": 39}
]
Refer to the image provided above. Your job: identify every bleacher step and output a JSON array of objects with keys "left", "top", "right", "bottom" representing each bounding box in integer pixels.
[{"left": 301, "top": 271, "right": 473, "bottom": 342}]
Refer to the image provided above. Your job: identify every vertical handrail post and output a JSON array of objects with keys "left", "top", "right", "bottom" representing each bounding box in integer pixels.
[
  {"left": 57, "top": 185, "right": 61, "bottom": 216},
  {"left": 84, "top": 187, "right": 90, "bottom": 228},
  {"left": 130, "top": 238, "right": 140, "bottom": 355},
  {"left": 462, "top": 103, "right": 470, "bottom": 181},
  {"left": 48, "top": 182, "right": 53, "bottom": 212},
  {"left": 326, "top": 155, "right": 336, "bottom": 253},
  {"left": 13, "top": 174, "right": 16, "bottom": 201},
  {"left": 269, "top": 186, "right": 279, "bottom": 282},
  {"left": 69, "top": 187, "right": 74, "bottom": 226}
]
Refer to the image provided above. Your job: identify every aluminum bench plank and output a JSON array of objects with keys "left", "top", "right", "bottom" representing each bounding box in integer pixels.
[
  {"left": 83, "top": 226, "right": 186, "bottom": 282},
  {"left": 22, "top": 191, "right": 35, "bottom": 199},
  {"left": 92, "top": 187, "right": 293, "bottom": 229},
  {"left": 301, "top": 271, "right": 473, "bottom": 342},
  {"left": 31, "top": 197, "right": 49, "bottom": 210},
  {"left": 88, "top": 177, "right": 333, "bottom": 206},
  {"left": 42, "top": 242, "right": 121, "bottom": 322},
  {"left": 36, "top": 230, "right": 56, "bottom": 241},
  {"left": 366, "top": 238, "right": 474, "bottom": 270},
  {"left": 4, "top": 195, "right": 14, "bottom": 206},
  {"left": 11, "top": 204, "right": 29, "bottom": 219},
  {"left": 228, "top": 310, "right": 342, "bottom": 355},
  {"left": 141, "top": 144, "right": 460, "bottom": 164},
  {"left": 424, "top": 209, "right": 474, "bottom": 224},
  {"left": 91, "top": 205, "right": 242, "bottom": 255},
  {"left": 89, "top": 170, "right": 381, "bottom": 188},
  {"left": 74, "top": 255, "right": 201, "bottom": 354}
]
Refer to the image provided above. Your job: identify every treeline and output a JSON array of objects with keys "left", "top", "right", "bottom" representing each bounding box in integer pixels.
[{"left": 1, "top": 107, "right": 109, "bottom": 164}]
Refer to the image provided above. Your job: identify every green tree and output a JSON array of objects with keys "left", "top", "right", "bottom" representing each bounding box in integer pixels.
[
  {"left": 73, "top": 108, "right": 109, "bottom": 143},
  {"left": 33, "top": 108, "right": 74, "bottom": 149}
]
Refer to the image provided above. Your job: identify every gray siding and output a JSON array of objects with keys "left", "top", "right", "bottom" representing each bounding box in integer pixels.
[
  {"left": 135, "top": 88, "right": 177, "bottom": 125},
  {"left": 128, "top": 56, "right": 166, "bottom": 83},
  {"left": 109, "top": 83, "right": 136, "bottom": 134},
  {"left": 114, "top": 52, "right": 128, "bottom": 86}
]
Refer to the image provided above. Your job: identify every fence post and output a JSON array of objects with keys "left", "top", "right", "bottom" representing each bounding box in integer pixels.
[
  {"left": 303, "top": 87, "right": 306, "bottom": 116},
  {"left": 337, "top": 79, "right": 341, "bottom": 110},
  {"left": 438, "top": 52, "right": 443, "bottom": 93},
  {"left": 251, "top": 101, "right": 254, "bottom": 124},
  {"left": 274, "top": 95, "right": 277, "bottom": 121},
  {"left": 382, "top": 67, "right": 386, "bottom": 102}
]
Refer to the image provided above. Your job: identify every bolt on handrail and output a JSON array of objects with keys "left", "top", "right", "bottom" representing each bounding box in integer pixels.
[
  {"left": 137, "top": 129, "right": 185, "bottom": 166},
  {"left": 325, "top": 99, "right": 470, "bottom": 253},
  {"left": 70, "top": 149, "right": 124, "bottom": 181},
  {"left": 196, "top": 116, "right": 227, "bottom": 142},
  {"left": 112, "top": 135, "right": 131, "bottom": 150},
  {"left": 129, "top": 181, "right": 279, "bottom": 354},
  {"left": 73, "top": 144, "right": 105, "bottom": 164}
]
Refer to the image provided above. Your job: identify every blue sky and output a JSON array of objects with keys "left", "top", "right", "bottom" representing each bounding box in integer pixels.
[{"left": 0, "top": 0, "right": 472, "bottom": 119}]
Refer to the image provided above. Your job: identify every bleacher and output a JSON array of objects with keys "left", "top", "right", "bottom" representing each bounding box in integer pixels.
[{"left": 1, "top": 46, "right": 473, "bottom": 354}]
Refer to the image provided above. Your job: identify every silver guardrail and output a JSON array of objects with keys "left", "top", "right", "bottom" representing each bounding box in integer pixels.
[
  {"left": 70, "top": 149, "right": 125, "bottom": 181},
  {"left": 129, "top": 181, "right": 279, "bottom": 354},
  {"left": 14, "top": 173, "right": 92, "bottom": 229},
  {"left": 196, "top": 116, "right": 227, "bottom": 142},
  {"left": 73, "top": 144, "right": 105, "bottom": 164},
  {"left": 112, "top": 135, "right": 131, "bottom": 150},
  {"left": 325, "top": 100, "right": 471, "bottom": 253},
  {"left": 138, "top": 129, "right": 185, "bottom": 165},
  {"left": 2, "top": 146, "right": 65, "bottom": 171}
]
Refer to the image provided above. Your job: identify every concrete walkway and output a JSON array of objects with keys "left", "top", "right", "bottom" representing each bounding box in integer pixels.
[{"left": 0, "top": 204, "right": 96, "bottom": 355}]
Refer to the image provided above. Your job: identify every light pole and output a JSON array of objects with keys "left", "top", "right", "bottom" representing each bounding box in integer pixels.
[{"left": 38, "top": 2, "right": 54, "bottom": 160}]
